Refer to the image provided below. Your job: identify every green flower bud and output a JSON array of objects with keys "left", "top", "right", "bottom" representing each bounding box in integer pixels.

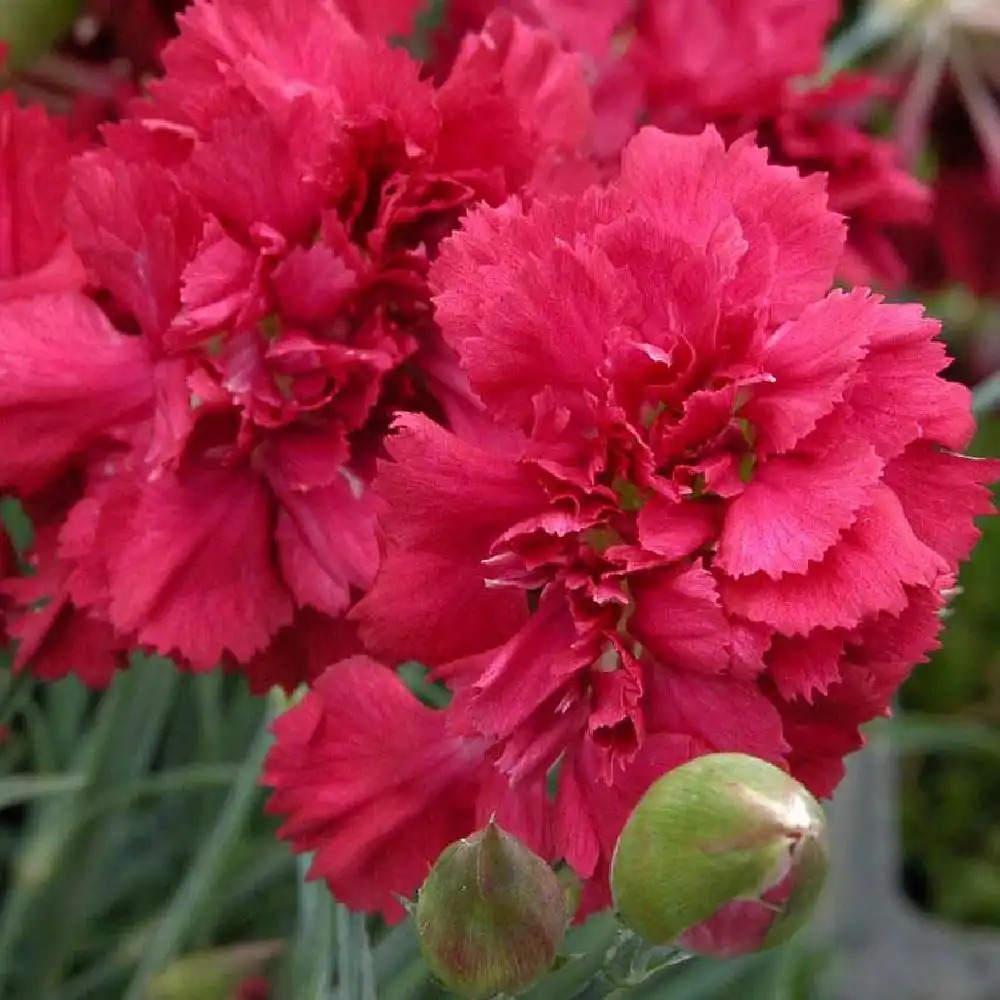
[
  {"left": 416, "top": 821, "right": 567, "bottom": 998},
  {"left": 611, "top": 753, "right": 828, "bottom": 957}
]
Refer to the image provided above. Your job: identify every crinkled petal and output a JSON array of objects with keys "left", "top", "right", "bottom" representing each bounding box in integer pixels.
[
  {"left": 630, "top": 562, "right": 732, "bottom": 673},
  {"left": 744, "top": 288, "right": 880, "bottom": 455},
  {"left": 719, "top": 484, "right": 949, "bottom": 634},
  {"left": 766, "top": 629, "right": 845, "bottom": 703},
  {"left": 273, "top": 474, "right": 379, "bottom": 617},
  {"left": 0, "top": 95, "right": 79, "bottom": 285},
  {"left": 82, "top": 467, "right": 294, "bottom": 667},
  {"left": 67, "top": 151, "right": 205, "bottom": 344},
  {"left": 717, "top": 440, "right": 884, "bottom": 578},
  {"left": 263, "top": 656, "right": 487, "bottom": 919},
  {"left": 0, "top": 293, "right": 153, "bottom": 492},
  {"left": 883, "top": 442, "right": 999, "bottom": 567}
]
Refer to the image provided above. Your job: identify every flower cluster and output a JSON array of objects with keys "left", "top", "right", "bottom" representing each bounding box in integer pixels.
[
  {"left": 264, "top": 124, "right": 995, "bottom": 918},
  {"left": 0, "top": 0, "right": 996, "bottom": 937}
]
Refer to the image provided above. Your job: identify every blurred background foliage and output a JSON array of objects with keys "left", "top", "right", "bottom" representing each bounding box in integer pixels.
[{"left": 898, "top": 408, "right": 1000, "bottom": 928}]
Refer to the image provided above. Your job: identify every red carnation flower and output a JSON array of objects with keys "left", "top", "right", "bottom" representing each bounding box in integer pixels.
[
  {"left": 0, "top": 0, "right": 594, "bottom": 690},
  {"left": 266, "top": 126, "right": 995, "bottom": 918}
]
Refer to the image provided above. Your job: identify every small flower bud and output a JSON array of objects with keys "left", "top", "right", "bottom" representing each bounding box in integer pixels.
[
  {"left": 611, "top": 753, "right": 828, "bottom": 957},
  {"left": 416, "top": 821, "right": 567, "bottom": 998}
]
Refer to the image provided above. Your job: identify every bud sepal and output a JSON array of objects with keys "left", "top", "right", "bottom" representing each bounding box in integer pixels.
[{"left": 416, "top": 821, "right": 567, "bottom": 998}]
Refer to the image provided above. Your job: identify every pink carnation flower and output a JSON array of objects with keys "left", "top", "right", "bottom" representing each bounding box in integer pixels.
[
  {"left": 0, "top": 0, "right": 594, "bottom": 690},
  {"left": 265, "top": 125, "right": 995, "bottom": 919}
]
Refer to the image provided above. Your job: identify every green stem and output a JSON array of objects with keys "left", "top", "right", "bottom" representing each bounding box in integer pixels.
[
  {"left": 336, "top": 904, "right": 375, "bottom": 1000},
  {"left": 0, "top": 667, "right": 140, "bottom": 994},
  {"left": 0, "top": 668, "right": 33, "bottom": 733},
  {"left": 973, "top": 371, "right": 1000, "bottom": 414},
  {"left": 120, "top": 705, "right": 273, "bottom": 1000},
  {"left": 291, "top": 857, "right": 335, "bottom": 1000}
]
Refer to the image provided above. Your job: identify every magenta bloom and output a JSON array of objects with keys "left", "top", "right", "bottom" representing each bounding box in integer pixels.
[
  {"left": 0, "top": 0, "right": 594, "bottom": 690},
  {"left": 265, "top": 125, "right": 995, "bottom": 918}
]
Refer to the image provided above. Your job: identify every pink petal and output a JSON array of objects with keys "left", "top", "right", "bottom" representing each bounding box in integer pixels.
[
  {"left": 166, "top": 217, "right": 267, "bottom": 348},
  {"left": 3, "top": 523, "right": 127, "bottom": 688},
  {"left": 273, "top": 474, "right": 379, "bottom": 618},
  {"left": 743, "top": 288, "right": 876, "bottom": 455},
  {"left": 717, "top": 439, "right": 884, "bottom": 578},
  {"left": 238, "top": 608, "right": 363, "bottom": 695},
  {"left": 838, "top": 301, "right": 975, "bottom": 458},
  {"left": 637, "top": 495, "right": 718, "bottom": 560},
  {"left": 67, "top": 151, "right": 205, "bottom": 343},
  {"left": 263, "top": 656, "right": 487, "bottom": 919},
  {"left": 767, "top": 629, "right": 846, "bottom": 703},
  {"left": 630, "top": 562, "right": 732, "bottom": 673},
  {"left": 884, "top": 442, "right": 999, "bottom": 567},
  {"left": 0, "top": 96, "right": 78, "bottom": 284},
  {"left": 450, "top": 11, "right": 594, "bottom": 157},
  {"left": 723, "top": 134, "right": 845, "bottom": 322},
  {"left": 94, "top": 467, "right": 293, "bottom": 667},
  {"left": 647, "top": 668, "right": 789, "bottom": 762},
  {"left": 435, "top": 234, "right": 628, "bottom": 429},
  {"left": 461, "top": 586, "right": 587, "bottom": 748},
  {"left": 355, "top": 549, "right": 529, "bottom": 667},
  {"left": 376, "top": 412, "right": 544, "bottom": 557},
  {"left": 719, "top": 484, "right": 949, "bottom": 634},
  {"left": 0, "top": 293, "right": 153, "bottom": 493}
]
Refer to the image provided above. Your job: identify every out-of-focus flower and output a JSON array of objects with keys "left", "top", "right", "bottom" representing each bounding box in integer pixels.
[
  {"left": 849, "top": 0, "right": 1000, "bottom": 180},
  {"left": 415, "top": 822, "right": 566, "bottom": 997},
  {"left": 0, "top": 0, "right": 595, "bottom": 691},
  {"left": 266, "top": 125, "right": 996, "bottom": 918},
  {"left": 611, "top": 752, "right": 827, "bottom": 956},
  {"left": 425, "top": 0, "right": 928, "bottom": 288},
  {"left": 825, "top": 1, "right": 1000, "bottom": 296}
]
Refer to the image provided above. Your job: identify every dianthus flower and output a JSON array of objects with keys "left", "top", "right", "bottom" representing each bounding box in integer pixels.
[
  {"left": 0, "top": 0, "right": 594, "bottom": 690},
  {"left": 424, "top": 0, "right": 929, "bottom": 288},
  {"left": 264, "top": 126, "right": 996, "bottom": 920}
]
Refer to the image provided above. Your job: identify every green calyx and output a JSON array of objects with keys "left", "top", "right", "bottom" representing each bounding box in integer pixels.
[
  {"left": 416, "top": 822, "right": 567, "bottom": 998},
  {"left": 610, "top": 753, "right": 828, "bottom": 953}
]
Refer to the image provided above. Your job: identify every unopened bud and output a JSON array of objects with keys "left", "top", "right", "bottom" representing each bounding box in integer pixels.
[
  {"left": 611, "top": 753, "right": 828, "bottom": 957},
  {"left": 416, "top": 821, "right": 567, "bottom": 998}
]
